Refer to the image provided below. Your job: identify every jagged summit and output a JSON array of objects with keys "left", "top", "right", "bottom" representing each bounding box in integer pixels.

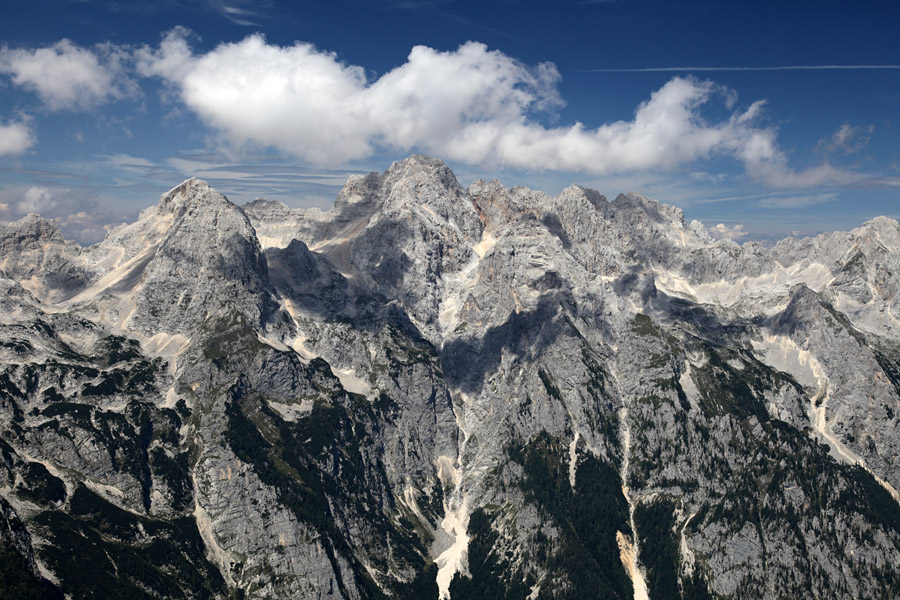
[
  {"left": 0, "top": 213, "right": 87, "bottom": 302},
  {"left": 855, "top": 215, "right": 900, "bottom": 249},
  {"left": 1, "top": 212, "right": 64, "bottom": 239},
  {"left": 329, "top": 154, "right": 479, "bottom": 236},
  {"left": 127, "top": 176, "right": 274, "bottom": 336},
  {"left": 244, "top": 197, "right": 290, "bottom": 212},
  {"left": 612, "top": 191, "right": 688, "bottom": 227},
  {"left": 381, "top": 154, "right": 467, "bottom": 199},
  {"left": 148, "top": 177, "right": 246, "bottom": 227}
]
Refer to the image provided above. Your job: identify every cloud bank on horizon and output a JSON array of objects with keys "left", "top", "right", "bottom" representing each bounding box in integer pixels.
[{"left": 1, "top": 28, "right": 857, "bottom": 190}]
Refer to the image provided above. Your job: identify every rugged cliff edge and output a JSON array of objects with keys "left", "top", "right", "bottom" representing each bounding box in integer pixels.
[{"left": 1, "top": 155, "right": 899, "bottom": 599}]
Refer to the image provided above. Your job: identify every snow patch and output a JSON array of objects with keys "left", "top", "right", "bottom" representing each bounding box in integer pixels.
[
  {"left": 678, "top": 365, "right": 701, "bottom": 411},
  {"left": 434, "top": 455, "right": 469, "bottom": 600},
  {"left": 568, "top": 431, "right": 580, "bottom": 488},
  {"left": 618, "top": 406, "right": 651, "bottom": 600},
  {"left": 163, "top": 387, "right": 178, "bottom": 409},
  {"left": 652, "top": 262, "right": 835, "bottom": 317},
  {"left": 267, "top": 399, "right": 314, "bottom": 421},
  {"left": 142, "top": 332, "right": 191, "bottom": 358},
  {"left": 679, "top": 510, "right": 698, "bottom": 576},
  {"left": 332, "top": 366, "right": 372, "bottom": 396}
]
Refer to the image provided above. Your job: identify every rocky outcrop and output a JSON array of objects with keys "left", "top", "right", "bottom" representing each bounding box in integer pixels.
[{"left": 0, "top": 215, "right": 89, "bottom": 302}]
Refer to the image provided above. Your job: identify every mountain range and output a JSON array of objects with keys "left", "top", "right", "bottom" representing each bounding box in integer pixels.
[{"left": 1, "top": 155, "right": 899, "bottom": 599}]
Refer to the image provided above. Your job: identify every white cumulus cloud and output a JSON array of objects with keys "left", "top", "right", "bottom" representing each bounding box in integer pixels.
[
  {"left": 137, "top": 30, "right": 562, "bottom": 165},
  {"left": 137, "top": 28, "right": 852, "bottom": 187},
  {"left": 708, "top": 223, "right": 748, "bottom": 241},
  {"left": 0, "top": 119, "right": 33, "bottom": 155},
  {"left": 17, "top": 186, "right": 61, "bottom": 214},
  {"left": 0, "top": 40, "right": 136, "bottom": 110},
  {"left": 131, "top": 29, "right": 857, "bottom": 186},
  {"left": 56, "top": 211, "right": 113, "bottom": 245}
]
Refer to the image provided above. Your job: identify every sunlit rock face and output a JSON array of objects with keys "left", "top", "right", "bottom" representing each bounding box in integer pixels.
[{"left": 1, "top": 155, "right": 899, "bottom": 599}]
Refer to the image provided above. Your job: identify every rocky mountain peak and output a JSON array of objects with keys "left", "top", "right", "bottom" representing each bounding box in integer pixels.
[
  {"left": 125, "top": 181, "right": 274, "bottom": 336},
  {"left": 156, "top": 177, "right": 233, "bottom": 217},
  {"left": 355, "top": 155, "right": 482, "bottom": 240},
  {"left": 325, "top": 171, "right": 384, "bottom": 231},
  {"left": 562, "top": 184, "right": 608, "bottom": 211},
  {"left": 0, "top": 213, "right": 66, "bottom": 245},
  {"left": 0, "top": 214, "right": 87, "bottom": 302},
  {"left": 613, "top": 191, "right": 686, "bottom": 227},
  {"left": 467, "top": 179, "right": 546, "bottom": 231},
  {"left": 244, "top": 198, "right": 290, "bottom": 213},
  {"left": 773, "top": 283, "right": 826, "bottom": 327},
  {"left": 383, "top": 154, "right": 462, "bottom": 191},
  {"left": 332, "top": 155, "right": 461, "bottom": 212},
  {"left": 856, "top": 215, "right": 900, "bottom": 249}
]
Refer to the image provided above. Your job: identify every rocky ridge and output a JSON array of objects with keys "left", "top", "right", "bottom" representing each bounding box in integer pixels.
[{"left": 0, "top": 154, "right": 899, "bottom": 599}]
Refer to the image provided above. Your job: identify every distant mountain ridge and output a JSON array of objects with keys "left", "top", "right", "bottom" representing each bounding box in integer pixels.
[{"left": 1, "top": 155, "right": 899, "bottom": 599}]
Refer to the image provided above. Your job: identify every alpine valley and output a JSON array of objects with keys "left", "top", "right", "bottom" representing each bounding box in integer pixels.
[{"left": 1, "top": 155, "right": 899, "bottom": 600}]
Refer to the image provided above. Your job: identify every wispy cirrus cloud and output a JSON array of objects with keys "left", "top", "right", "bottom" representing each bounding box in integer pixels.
[
  {"left": 587, "top": 65, "right": 900, "bottom": 73},
  {"left": 69, "top": 0, "right": 273, "bottom": 25},
  {"left": 202, "top": 0, "right": 273, "bottom": 25},
  {"left": 816, "top": 123, "right": 874, "bottom": 156},
  {"left": 381, "top": 0, "right": 512, "bottom": 35},
  {"left": 757, "top": 192, "right": 839, "bottom": 209},
  {"left": 85, "top": 150, "right": 358, "bottom": 209}
]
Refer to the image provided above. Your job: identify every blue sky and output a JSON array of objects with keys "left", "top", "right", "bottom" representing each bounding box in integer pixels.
[{"left": 0, "top": 0, "right": 898, "bottom": 244}]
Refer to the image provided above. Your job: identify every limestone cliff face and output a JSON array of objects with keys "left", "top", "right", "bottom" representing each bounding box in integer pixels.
[{"left": 1, "top": 156, "right": 899, "bottom": 599}]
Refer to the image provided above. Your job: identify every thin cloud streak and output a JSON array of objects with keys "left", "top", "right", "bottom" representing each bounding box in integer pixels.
[{"left": 587, "top": 65, "right": 900, "bottom": 72}]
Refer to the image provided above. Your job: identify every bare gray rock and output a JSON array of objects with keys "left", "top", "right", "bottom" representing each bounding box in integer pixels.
[{"left": 0, "top": 156, "right": 899, "bottom": 599}]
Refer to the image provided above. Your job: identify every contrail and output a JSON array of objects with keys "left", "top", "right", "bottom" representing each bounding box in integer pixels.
[{"left": 587, "top": 65, "right": 900, "bottom": 72}]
